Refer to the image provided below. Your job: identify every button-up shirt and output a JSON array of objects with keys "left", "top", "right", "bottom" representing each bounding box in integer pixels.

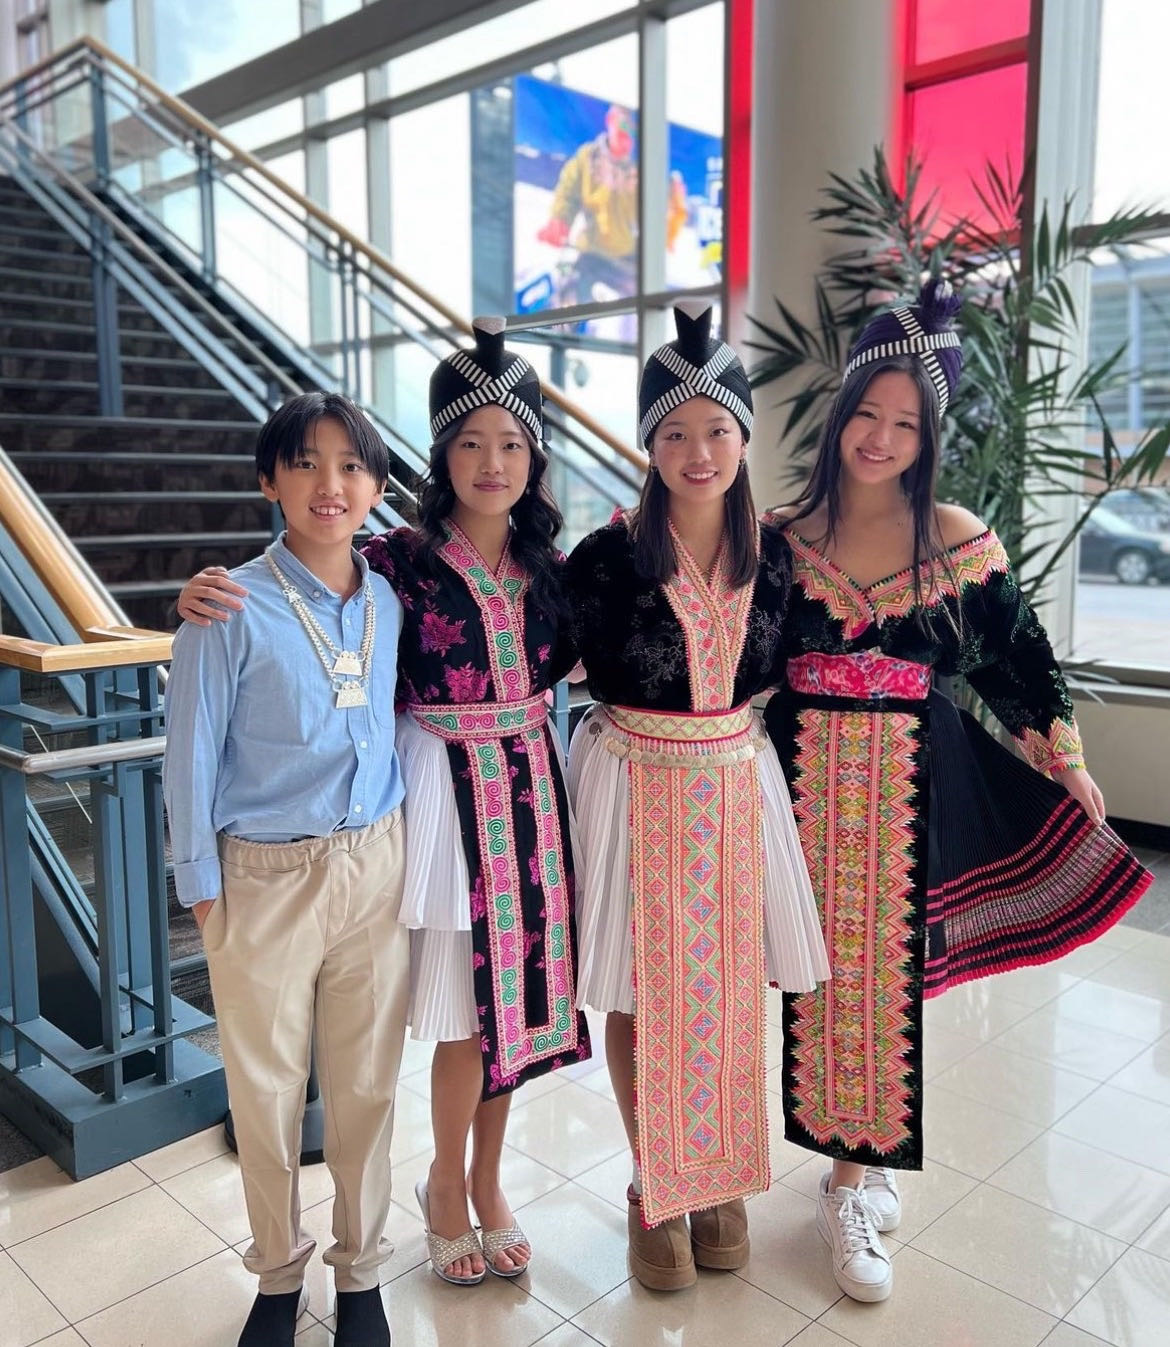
[{"left": 163, "top": 536, "right": 404, "bottom": 906}]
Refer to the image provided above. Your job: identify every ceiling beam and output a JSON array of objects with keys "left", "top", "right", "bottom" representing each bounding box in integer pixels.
[{"left": 178, "top": 0, "right": 523, "bottom": 123}]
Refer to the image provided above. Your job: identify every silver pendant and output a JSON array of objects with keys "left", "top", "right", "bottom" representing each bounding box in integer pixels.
[
  {"left": 332, "top": 652, "right": 363, "bottom": 676},
  {"left": 335, "top": 682, "right": 368, "bottom": 709}
]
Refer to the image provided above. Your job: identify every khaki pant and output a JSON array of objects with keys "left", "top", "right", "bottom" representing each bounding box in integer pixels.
[{"left": 203, "top": 809, "right": 409, "bottom": 1294}]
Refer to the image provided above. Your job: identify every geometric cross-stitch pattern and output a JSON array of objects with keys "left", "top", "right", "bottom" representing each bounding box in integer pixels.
[
  {"left": 785, "top": 706, "right": 921, "bottom": 1159},
  {"left": 630, "top": 729, "right": 769, "bottom": 1226}
]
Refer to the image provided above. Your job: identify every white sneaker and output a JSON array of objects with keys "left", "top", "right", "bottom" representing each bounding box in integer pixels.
[
  {"left": 862, "top": 1166, "right": 902, "bottom": 1232},
  {"left": 816, "top": 1174, "right": 893, "bottom": 1302}
]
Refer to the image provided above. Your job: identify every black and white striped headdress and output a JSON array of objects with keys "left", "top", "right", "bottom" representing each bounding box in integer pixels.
[
  {"left": 429, "top": 316, "right": 543, "bottom": 443},
  {"left": 638, "top": 303, "right": 753, "bottom": 447},
  {"left": 842, "top": 278, "right": 963, "bottom": 414}
]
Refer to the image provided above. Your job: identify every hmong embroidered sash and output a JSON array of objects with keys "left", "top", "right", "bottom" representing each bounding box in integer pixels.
[
  {"left": 787, "top": 651, "right": 931, "bottom": 702},
  {"left": 607, "top": 702, "right": 770, "bottom": 1225},
  {"left": 409, "top": 693, "right": 579, "bottom": 1079},
  {"left": 783, "top": 694, "right": 925, "bottom": 1167}
]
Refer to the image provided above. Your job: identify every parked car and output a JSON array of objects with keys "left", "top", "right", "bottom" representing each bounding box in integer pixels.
[
  {"left": 1096, "top": 487, "right": 1170, "bottom": 532},
  {"left": 1078, "top": 505, "right": 1170, "bottom": 583}
]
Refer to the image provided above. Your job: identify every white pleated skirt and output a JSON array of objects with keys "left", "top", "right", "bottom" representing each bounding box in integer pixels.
[
  {"left": 395, "top": 709, "right": 580, "bottom": 1043},
  {"left": 395, "top": 712, "right": 477, "bottom": 1040},
  {"left": 566, "top": 704, "right": 830, "bottom": 1014}
]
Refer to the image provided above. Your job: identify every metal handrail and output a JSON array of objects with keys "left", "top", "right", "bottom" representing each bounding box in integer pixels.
[
  {"left": 0, "top": 737, "right": 166, "bottom": 775},
  {"left": 0, "top": 35, "right": 648, "bottom": 475}
]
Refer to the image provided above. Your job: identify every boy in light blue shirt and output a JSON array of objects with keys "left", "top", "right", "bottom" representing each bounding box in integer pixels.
[{"left": 164, "top": 393, "right": 406, "bottom": 1347}]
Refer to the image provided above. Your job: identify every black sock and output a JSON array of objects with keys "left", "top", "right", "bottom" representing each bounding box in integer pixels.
[
  {"left": 237, "top": 1289, "right": 301, "bottom": 1347},
  {"left": 335, "top": 1287, "right": 391, "bottom": 1347}
]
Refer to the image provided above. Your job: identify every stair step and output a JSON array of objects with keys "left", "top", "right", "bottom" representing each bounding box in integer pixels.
[
  {"left": 0, "top": 349, "right": 206, "bottom": 371},
  {"left": 0, "top": 318, "right": 171, "bottom": 339},
  {"left": 0, "top": 263, "right": 91, "bottom": 290},
  {"left": 0, "top": 378, "right": 239, "bottom": 398},
  {"left": 0, "top": 243, "right": 90, "bottom": 270},
  {"left": 0, "top": 413, "right": 261, "bottom": 433},
  {"left": 0, "top": 290, "right": 95, "bottom": 310},
  {"left": 0, "top": 412, "right": 260, "bottom": 455}
]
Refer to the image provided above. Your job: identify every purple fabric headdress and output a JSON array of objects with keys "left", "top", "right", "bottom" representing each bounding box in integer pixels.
[{"left": 842, "top": 279, "right": 963, "bottom": 414}]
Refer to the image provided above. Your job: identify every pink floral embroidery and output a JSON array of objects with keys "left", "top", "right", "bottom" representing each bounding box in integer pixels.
[
  {"left": 488, "top": 1061, "right": 521, "bottom": 1092},
  {"left": 787, "top": 651, "right": 931, "bottom": 701},
  {"left": 419, "top": 609, "right": 467, "bottom": 656},
  {"left": 472, "top": 952, "right": 486, "bottom": 969},
  {"left": 538, "top": 644, "right": 551, "bottom": 662},
  {"left": 528, "top": 855, "right": 541, "bottom": 886},
  {"left": 469, "top": 876, "right": 488, "bottom": 923},
  {"left": 444, "top": 663, "right": 491, "bottom": 701}
]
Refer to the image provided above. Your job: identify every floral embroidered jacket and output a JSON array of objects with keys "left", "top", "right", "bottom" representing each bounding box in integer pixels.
[{"left": 362, "top": 527, "right": 588, "bottom": 1093}]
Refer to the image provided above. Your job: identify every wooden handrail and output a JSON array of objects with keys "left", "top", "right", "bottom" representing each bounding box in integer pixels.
[
  {"left": 0, "top": 452, "right": 123, "bottom": 634},
  {"left": 0, "top": 633, "right": 172, "bottom": 673},
  {"left": 0, "top": 37, "right": 648, "bottom": 473}
]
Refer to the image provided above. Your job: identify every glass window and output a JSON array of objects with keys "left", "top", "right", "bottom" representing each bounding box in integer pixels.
[
  {"left": 323, "top": 73, "right": 365, "bottom": 122},
  {"left": 386, "top": 0, "right": 632, "bottom": 97},
  {"left": 326, "top": 127, "right": 368, "bottom": 240},
  {"left": 149, "top": 0, "right": 301, "bottom": 90},
  {"left": 103, "top": 0, "right": 137, "bottom": 65},
  {"left": 214, "top": 148, "right": 311, "bottom": 346},
  {"left": 513, "top": 329, "right": 640, "bottom": 546},
  {"left": 906, "top": 62, "right": 1028, "bottom": 228},
  {"left": 1088, "top": 283, "right": 1131, "bottom": 425},
  {"left": 912, "top": 0, "right": 1029, "bottom": 65},
  {"left": 221, "top": 99, "right": 304, "bottom": 153},
  {"left": 1139, "top": 277, "right": 1170, "bottom": 429},
  {"left": 1076, "top": 240, "right": 1170, "bottom": 666},
  {"left": 322, "top": 0, "right": 363, "bottom": 20},
  {"left": 665, "top": 4, "right": 724, "bottom": 290},
  {"left": 390, "top": 94, "right": 472, "bottom": 314},
  {"left": 1094, "top": 1, "right": 1170, "bottom": 217}
]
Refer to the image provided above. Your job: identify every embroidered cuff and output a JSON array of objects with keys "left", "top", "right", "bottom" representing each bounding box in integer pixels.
[{"left": 1015, "top": 717, "right": 1085, "bottom": 777}]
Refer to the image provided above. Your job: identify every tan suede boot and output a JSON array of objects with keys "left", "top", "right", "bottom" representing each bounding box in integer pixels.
[
  {"left": 689, "top": 1198, "right": 750, "bottom": 1269},
  {"left": 626, "top": 1187, "right": 697, "bottom": 1290}
]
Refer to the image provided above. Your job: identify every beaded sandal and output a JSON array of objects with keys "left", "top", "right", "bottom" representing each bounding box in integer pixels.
[
  {"left": 414, "top": 1179, "right": 486, "bottom": 1286},
  {"left": 480, "top": 1222, "right": 531, "bottom": 1279}
]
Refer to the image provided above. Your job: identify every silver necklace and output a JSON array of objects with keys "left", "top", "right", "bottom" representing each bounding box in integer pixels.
[{"left": 266, "top": 553, "right": 375, "bottom": 709}]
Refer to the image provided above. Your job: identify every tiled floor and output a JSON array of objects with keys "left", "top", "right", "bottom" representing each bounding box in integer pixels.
[{"left": 3, "top": 862, "right": 1170, "bottom": 1346}]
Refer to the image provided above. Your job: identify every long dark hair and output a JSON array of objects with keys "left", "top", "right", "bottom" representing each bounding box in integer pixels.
[
  {"left": 789, "top": 354, "right": 956, "bottom": 625},
  {"left": 415, "top": 410, "right": 568, "bottom": 618},
  {"left": 630, "top": 448, "right": 758, "bottom": 588}
]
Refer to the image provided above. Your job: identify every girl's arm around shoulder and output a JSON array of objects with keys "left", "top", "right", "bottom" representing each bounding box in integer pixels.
[{"left": 563, "top": 518, "right": 633, "bottom": 587}]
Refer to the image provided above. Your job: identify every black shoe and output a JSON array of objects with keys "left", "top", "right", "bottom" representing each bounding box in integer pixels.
[
  {"left": 237, "top": 1289, "right": 302, "bottom": 1347},
  {"left": 335, "top": 1287, "right": 391, "bottom": 1347}
]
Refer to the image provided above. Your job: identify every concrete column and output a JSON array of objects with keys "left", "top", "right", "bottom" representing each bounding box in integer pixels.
[
  {"left": 746, "top": 0, "right": 898, "bottom": 505},
  {"left": 1026, "top": 0, "right": 1102, "bottom": 655}
]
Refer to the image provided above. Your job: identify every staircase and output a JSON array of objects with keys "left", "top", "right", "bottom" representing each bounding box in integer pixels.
[{"left": 0, "top": 179, "right": 266, "bottom": 629}]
